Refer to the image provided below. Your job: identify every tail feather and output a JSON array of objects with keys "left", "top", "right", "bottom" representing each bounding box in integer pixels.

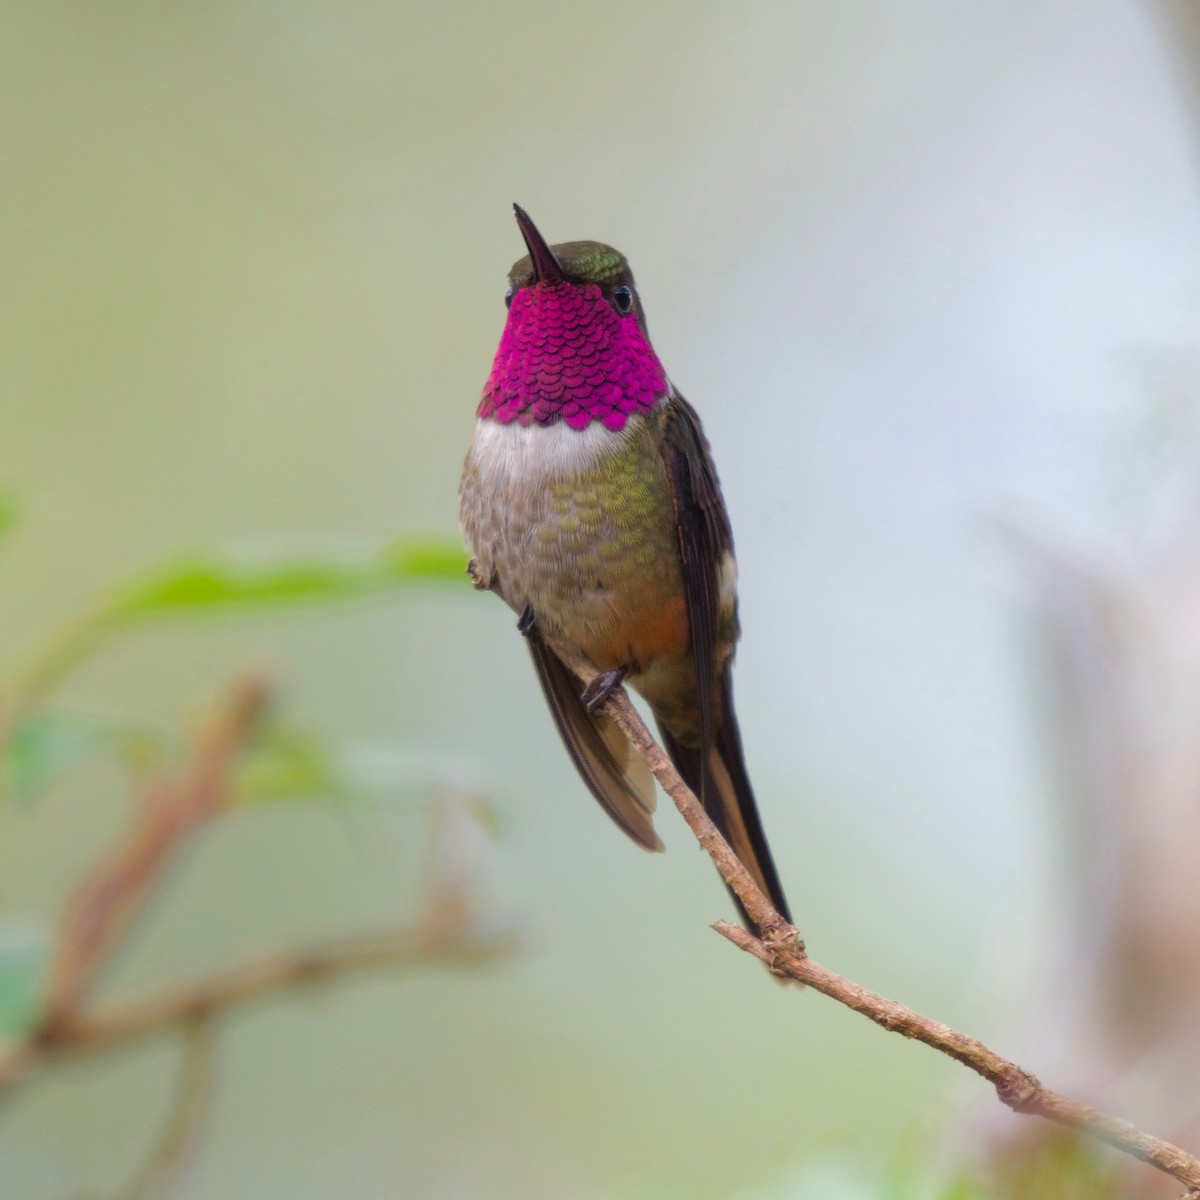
[{"left": 657, "top": 670, "right": 792, "bottom": 932}]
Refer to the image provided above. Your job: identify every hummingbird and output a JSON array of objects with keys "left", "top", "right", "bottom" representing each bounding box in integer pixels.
[{"left": 459, "top": 205, "right": 791, "bottom": 932}]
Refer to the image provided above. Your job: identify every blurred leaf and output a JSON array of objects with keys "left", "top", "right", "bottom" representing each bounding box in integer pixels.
[
  {"left": 9, "top": 535, "right": 468, "bottom": 705},
  {"left": 0, "top": 927, "right": 47, "bottom": 1039},
  {"left": 111, "top": 536, "right": 467, "bottom": 617},
  {"left": 232, "top": 720, "right": 352, "bottom": 807},
  {"left": 3, "top": 712, "right": 104, "bottom": 804},
  {"left": 2, "top": 711, "right": 164, "bottom": 806}
]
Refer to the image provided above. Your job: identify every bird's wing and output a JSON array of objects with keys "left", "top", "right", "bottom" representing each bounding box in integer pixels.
[
  {"left": 657, "top": 390, "right": 735, "bottom": 758},
  {"left": 657, "top": 391, "right": 793, "bottom": 927},
  {"left": 526, "top": 633, "right": 663, "bottom": 852}
]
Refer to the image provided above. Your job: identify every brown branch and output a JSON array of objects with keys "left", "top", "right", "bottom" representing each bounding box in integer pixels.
[
  {"left": 40, "top": 675, "right": 272, "bottom": 1034},
  {"left": 548, "top": 642, "right": 794, "bottom": 942},
  {"left": 4, "top": 744, "right": 515, "bottom": 1095},
  {"left": 713, "top": 921, "right": 1200, "bottom": 1188},
  {"left": 112, "top": 1019, "right": 217, "bottom": 1200},
  {"left": 0, "top": 922, "right": 515, "bottom": 1093},
  {"left": 2, "top": 677, "right": 516, "bottom": 1117},
  {"left": 549, "top": 643, "right": 1200, "bottom": 1195}
]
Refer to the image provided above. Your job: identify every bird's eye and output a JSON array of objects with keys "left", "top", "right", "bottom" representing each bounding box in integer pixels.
[
  {"left": 505, "top": 286, "right": 514, "bottom": 309},
  {"left": 613, "top": 285, "right": 633, "bottom": 315}
]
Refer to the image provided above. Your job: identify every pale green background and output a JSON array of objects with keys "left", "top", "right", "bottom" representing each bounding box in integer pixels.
[{"left": 1, "top": 3, "right": 1198, "bottom": 1197}]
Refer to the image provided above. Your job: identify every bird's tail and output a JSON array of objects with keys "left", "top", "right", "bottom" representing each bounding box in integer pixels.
[{"left": 657, "top": 671, "right": 792, "bottom": 933}]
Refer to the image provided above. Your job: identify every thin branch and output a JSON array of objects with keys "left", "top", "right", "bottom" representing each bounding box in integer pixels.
[
  {"left": 0, "top": 923, "right": 516, "bottom": 1094},
  {"left": 40, "top": 676, "right": 272, "bottom": 1034},
  {"left": 113, "top": 1019, "right": 217, "bottom": 1200},
  {"left": 714, "top": 921, "right": 1200, "bottom": 1189},
  {"left": 549, "top": 643, "right": 790, "bottom": 940},
  {"left": 549, "top": 642, "right": 1200, "bottom": 1195}
]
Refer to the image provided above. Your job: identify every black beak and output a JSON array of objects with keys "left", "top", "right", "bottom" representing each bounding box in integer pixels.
[{"left": 513, "top": 204, "right": 564, "bottom": 284}]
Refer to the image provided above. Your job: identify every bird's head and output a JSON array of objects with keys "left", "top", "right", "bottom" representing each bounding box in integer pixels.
[{"left": 477, "top": 206, "right": 667, "bottom": 430}]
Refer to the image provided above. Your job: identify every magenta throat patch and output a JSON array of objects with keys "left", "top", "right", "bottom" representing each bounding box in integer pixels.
[{"left": 477, "top": 281, "right": 668, "bottom": 430}]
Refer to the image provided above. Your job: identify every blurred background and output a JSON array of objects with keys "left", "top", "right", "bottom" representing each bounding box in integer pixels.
[{"left": 3, "top": 1, "right": 1200, "bottom": 1197}]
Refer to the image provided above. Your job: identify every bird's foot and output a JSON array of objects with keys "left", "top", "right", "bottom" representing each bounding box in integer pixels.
[
  {"left": 516, "top": 604, "right": 537, "bottom": 638},
  {"left": 581, "top": 666, "right": 627, "bottom": 714},
  {"left": 467, "top": 557, "right": 494, "bottom": 592}
]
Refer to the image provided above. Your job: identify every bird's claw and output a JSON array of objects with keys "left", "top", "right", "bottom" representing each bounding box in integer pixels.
[
  {"left": 467, "top": 558, "right": 494, "bottom": 592},
  {"left": 581, "top": 666, "right": 627, "bottom": 714}
]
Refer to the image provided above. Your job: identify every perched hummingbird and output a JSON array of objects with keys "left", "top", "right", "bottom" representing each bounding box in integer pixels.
[{"left": 459, "top": 206, "right": 791, "bottom": 931}]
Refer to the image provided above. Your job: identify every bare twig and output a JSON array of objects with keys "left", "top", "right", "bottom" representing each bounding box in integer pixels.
[
  {"left": 713, "top": 921, "right": 1200, "bottom": 1185},
  {"left": 0, "top": 922, "right": 515, "bottom": 1094},
  {"left": 1, "top": 736, "right": 514, "bottom": 1098},
  {"left": 40, "top": 676, "right": 272, "bottom": 1035},
  {"left": 549, "top": 642, "right": 1200, "bottom": 1194},
  {"left": 113, "top": 1019, "right": 217, "bottom": 1200}
]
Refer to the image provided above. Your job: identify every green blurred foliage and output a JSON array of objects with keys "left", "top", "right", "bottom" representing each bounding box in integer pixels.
[
  {"left": 1, "top": 511, "right": 466, "bottom": 813},
  {"left": 2, "top": 711, "right": 131, "bottom": 808},
  {"left": 12, "top": 535, "right": 467, "bottom": 707},
  {"left": 4, "top": 516, "right": 470, "bottom": 800},
  {"left": 112, "top": 540, "right": 466, "bottom": 616},
  {"left": 231, "top": 718, "right": 354, "bottom": 808}
]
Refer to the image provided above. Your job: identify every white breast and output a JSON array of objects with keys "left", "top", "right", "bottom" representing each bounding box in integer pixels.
[{"left": 464, "top": 415, "right": 639, "bottom": 494}]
